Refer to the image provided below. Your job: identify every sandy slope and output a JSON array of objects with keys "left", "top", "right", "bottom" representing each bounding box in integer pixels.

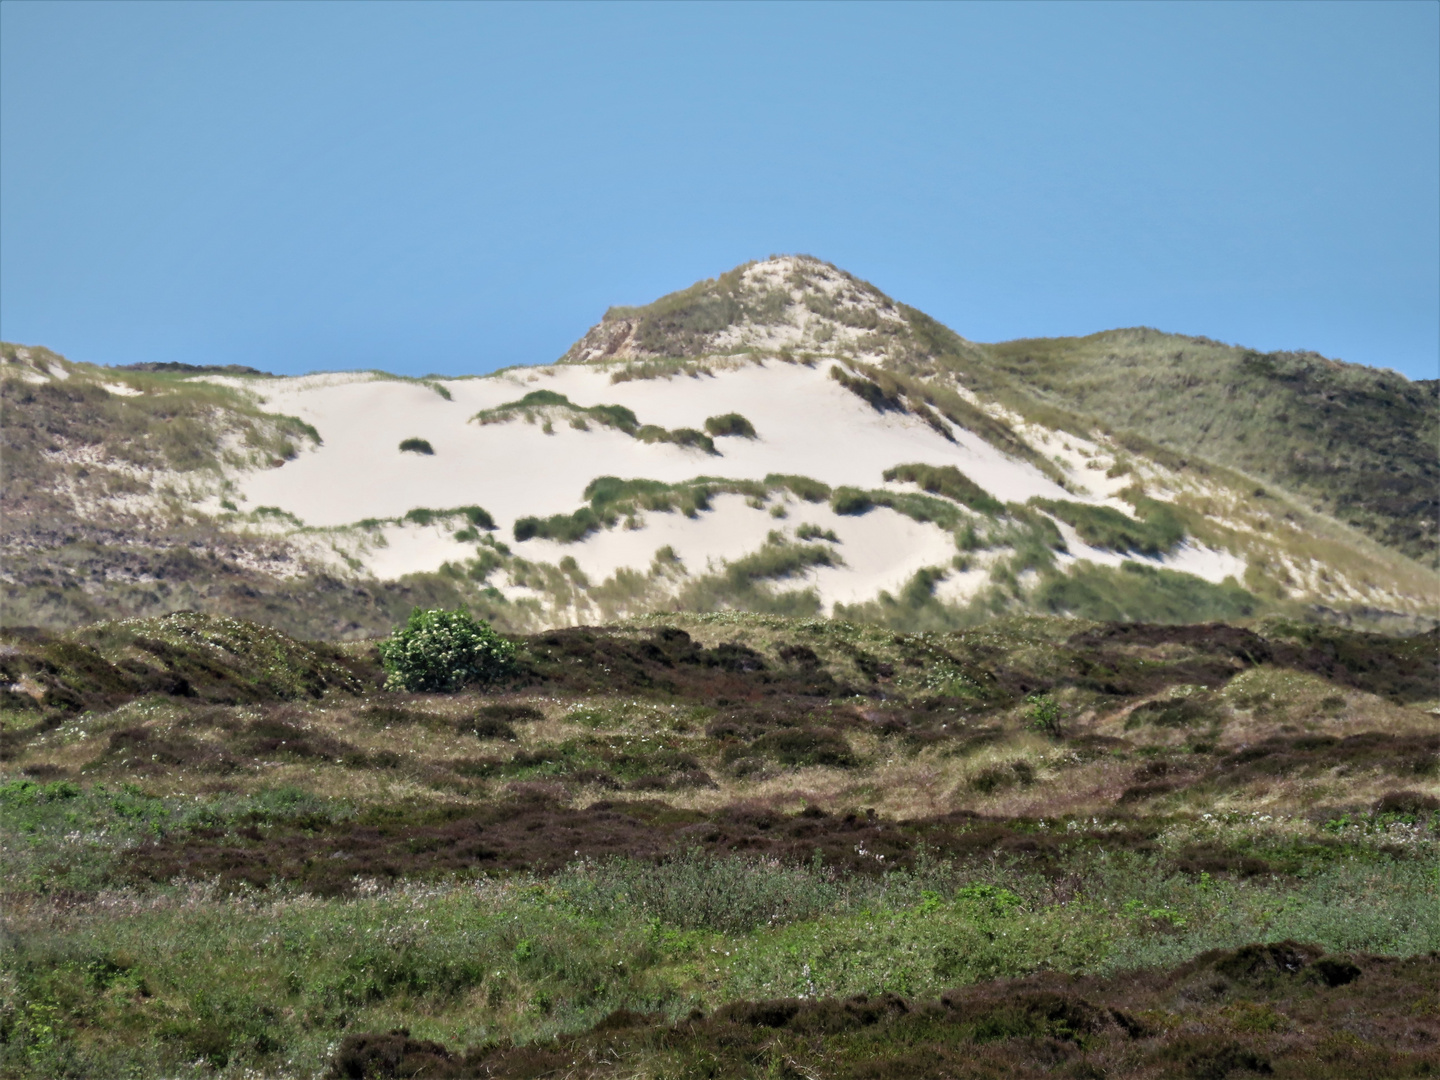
[
  {"left": 228, "top": 361, "right": 1069, "bottom": 529},
  {"left": 515, "top": 493, "right": 962, "bottom": 610},
  {"left": 210, "top": 361, "right": 1249, "bottom": 606}
]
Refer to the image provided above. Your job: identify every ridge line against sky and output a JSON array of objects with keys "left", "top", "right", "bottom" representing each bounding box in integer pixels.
[{"left": 1, "top": 1, "right": 1436, "bottom": 381}]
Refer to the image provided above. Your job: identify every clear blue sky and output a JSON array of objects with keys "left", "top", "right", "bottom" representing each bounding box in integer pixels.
[{"left": 2, "top": 1, "right": 1437, "bottom": 380}]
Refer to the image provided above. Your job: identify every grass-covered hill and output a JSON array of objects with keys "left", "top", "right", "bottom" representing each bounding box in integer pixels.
[
  {"left": 976, "top": 331, "right": 1439, "bottom": 566},
  {"left": 2, "top": 609, "right": 1437, "bottom": 1077}
]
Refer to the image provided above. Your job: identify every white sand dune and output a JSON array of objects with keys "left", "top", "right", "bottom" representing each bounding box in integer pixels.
[
  {"left": 230, "top": 361, "right": 1069, "bottom": 531},
  {"left": 208, "top": 360, "right": 1251, "bottom": 609}
]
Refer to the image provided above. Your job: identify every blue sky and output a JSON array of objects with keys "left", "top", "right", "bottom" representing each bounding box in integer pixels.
[{"left": 2, "top": 1, "right": 1436, "bottom": 380}]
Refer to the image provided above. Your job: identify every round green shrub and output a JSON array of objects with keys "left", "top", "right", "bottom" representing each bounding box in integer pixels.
[{"left": 378, "top": 608, "right": 516, "bottom": 692}]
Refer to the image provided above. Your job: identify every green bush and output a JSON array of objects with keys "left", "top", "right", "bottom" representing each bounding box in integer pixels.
[
  {"left": 377, "top": 608, "right": 516, "bottom": 692},
  {"left": 460, "top": 505, "right": 496, "bottom": 530},
  {"left": 1024, "top": 693, "right": 1064, "bottom": 737},
  {"left": 705, "top": 413, "right": 758, "bottom": 439},
  {"left": 398, "top": 438, "right": 434, "bottom": 455}
]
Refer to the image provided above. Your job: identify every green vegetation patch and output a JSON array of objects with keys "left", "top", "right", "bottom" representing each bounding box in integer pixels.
[
  {"left": 829, "top": 363, "right": 906, "bottom": 412},
  {"left": 473, "top": 390, "right": 716, "bottom": 454},
  {"left": 675, "top": 533, "right": 841, "bottom": 616},
  {"left": 1036, "top": 562, "right": 1259, "bottom": 623},
  {"left": 1032, "top": 495, "right": 1185, "bottom": 556},
  {"left": 513, "top": 507, "right": 604, "bottom": 544},
  {"left": 635, "top": 424, "right": 716, "bottom": 454},
  {"left": 884, "top": 463, "right": 1005, "bottom": 515},
  {"left": 764, "top": 474, "right": 831, "bottom": 502},
  {"left": 513, "top": 475, "right": 833, "bottom": 544},
  {"left": 795, "top": 524, "right": 840, "bottom": 543},
  {"left": 830, "top": 486, "right": 966, "bottom": 530},
  {"left": 398, "top": 437, "right": 435, "bottom": 455},
  {"left": 704, "top": 412, "right": 758, "bottom": 439},
  {"left": 403, "top": 505, "right": 495, "bottom": 531}
]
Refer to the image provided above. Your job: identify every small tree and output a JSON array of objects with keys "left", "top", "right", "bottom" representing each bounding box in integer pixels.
[
  {"left": 1024, "top": 693, "right": 1064, "bottom": 738},
  {"left": 378, "top": 608, "right": 515, "bottom": 692}
]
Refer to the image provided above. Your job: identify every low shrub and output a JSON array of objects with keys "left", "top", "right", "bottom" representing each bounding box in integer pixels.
[
  {"left": 514, "top": 508, "right": 603, "bottom": 543},
  {"left": 705, "top": 412, "right": 758, "bottom": 439},
  {"left": 831, "top": 487, "right": 874, "bottom": 516},
  {"left": 1024, "top": 693, "right": 1064, "bottom": 737},
  {"left": 377, "top": 608, "right": 516, "bottom": 692},
  {"left": 398, "top": 438, "right": 434, "bottom": 455}
]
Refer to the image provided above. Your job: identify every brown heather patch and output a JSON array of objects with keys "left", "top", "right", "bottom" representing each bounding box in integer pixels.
[
  {"left": 115, "top": 794, "right": 1189, "bottom": 896},
  {"left": 327, "top": 945, "right": 1440, "bottom": 1079}
]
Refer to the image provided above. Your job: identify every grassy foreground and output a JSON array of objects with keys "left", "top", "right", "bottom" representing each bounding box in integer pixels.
[{"left": 1, "top": 611, "right": 1436, "bottom": 1078}]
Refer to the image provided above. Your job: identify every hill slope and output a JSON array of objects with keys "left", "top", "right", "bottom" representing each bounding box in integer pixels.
[
  {"left": 572, "top": 257, "right": 1438, "bottom": 565},
  {"left": 2, "top": 258, "right": 1434, "bottom": 638},
  {"left": 980, "top": 330, "right": 1438, "bottom": 564}
]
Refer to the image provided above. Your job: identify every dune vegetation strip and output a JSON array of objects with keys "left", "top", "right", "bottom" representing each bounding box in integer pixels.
[
  {"left": 471, "top": 389, "right": 718, "bottom": 454},
  {"left": 348, "top": 504, "right": 497, "bottom": 537},
  {"left": 883, "top": 462, "right": 1006, "bottom": 515},
  {"left": 1032, "top": 494, "right": 1187, "bottom": 556},
  {"left": 513, "top": 474, "right": 836, "bottom": 544}
]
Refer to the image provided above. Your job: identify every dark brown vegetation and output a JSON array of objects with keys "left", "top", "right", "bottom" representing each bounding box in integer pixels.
[
  {"left": 117, "top": 796, "right": 1174, "bottom": 896},
  {"left": 327, "top": 943, "right": 1439, "bottom": 1078}
]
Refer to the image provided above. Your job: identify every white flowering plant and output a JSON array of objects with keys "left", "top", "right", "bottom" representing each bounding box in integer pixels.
[{"left": 377, "top": 608, "right": 516, "bottom": 692}]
